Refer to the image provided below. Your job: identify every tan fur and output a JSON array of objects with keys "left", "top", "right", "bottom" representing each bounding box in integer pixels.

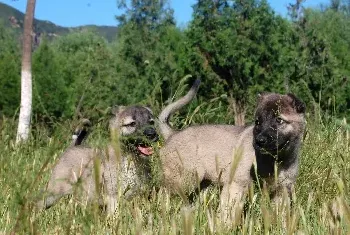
[
  {"left": 158, "top": 84, "right": 306, "bottom": 223},
  {"left": 158, "top": 79, "right": 201, "bottom": 139},
  {"left": 37, "top": 106, "right": 158, "bottom": 214}
]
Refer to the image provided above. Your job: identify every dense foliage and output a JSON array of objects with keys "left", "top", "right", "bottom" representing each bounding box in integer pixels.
[{"left": 1, "top": 0, "right": 350, "bottom": 125}]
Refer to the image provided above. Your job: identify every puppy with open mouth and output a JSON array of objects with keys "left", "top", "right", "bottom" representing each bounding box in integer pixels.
[{"left": 37, "top": 105, "right": 158, "bottom": 214}]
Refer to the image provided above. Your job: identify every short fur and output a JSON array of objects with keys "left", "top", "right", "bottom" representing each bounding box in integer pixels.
[
  {"left": 37, "top": 106, "right": 158, "bottom": 214},
  {"left": 159, "top": 84, "right": 306, "bottom": 222},
  {"left": 158, "top": 79, "right": 201, "bottom": 139}
]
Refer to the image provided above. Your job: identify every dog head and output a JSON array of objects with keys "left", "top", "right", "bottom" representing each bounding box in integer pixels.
[
  {"left": 109, "top": 105, "right": 159, "bottom": 157},
  {"left": 253, "top": 93, "right": 306, "bottom": 156}
]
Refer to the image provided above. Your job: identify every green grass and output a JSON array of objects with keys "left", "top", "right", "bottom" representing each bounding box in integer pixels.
[{"left": 0, "top": 114, "right": 350, "bottom": 234}]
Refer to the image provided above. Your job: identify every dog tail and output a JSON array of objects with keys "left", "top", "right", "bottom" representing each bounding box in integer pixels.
[
  {"left": 71, "top": 119, "right": 91, "bottom": 146},
  {"left": 158, "top": 79, "right": 201, "bottom": 140}
]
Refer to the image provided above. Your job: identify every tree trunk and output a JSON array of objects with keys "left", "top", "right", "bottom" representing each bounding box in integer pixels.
[
  {"left": 229, "top": 95, "right": 246, "bottom": 126},
  {"left": 16, "top": 0, "right": 36, "bottom": 143}
]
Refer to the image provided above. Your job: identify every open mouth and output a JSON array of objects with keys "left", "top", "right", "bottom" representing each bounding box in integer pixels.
[
  {"left": 137, "top": 144, "right": 154, "bottom": 156},
  {"left": 123, "top": 131, "right": 158, "bottom": 157}
]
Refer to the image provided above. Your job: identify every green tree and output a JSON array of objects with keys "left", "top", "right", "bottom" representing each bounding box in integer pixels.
[
  {"left": 113, "top": 0, "right": 182, "bottom": 107},
  {"left": 285, "top": 2, "right": 346, "bottom": 118},
  {"left": 32, "top": 39, "right": 68, "bottom": 120},
  {"left": 302, "top": 3, "right": 350, "bottom": 117},
  {"left": 0, "top": 21, "right": 20, "bottom": 117},
  {"left": 187, "top": 0, "right": 286, "bottom": 125},
  {"left": 53, "top": 30, "right": 117, "bottom": 120}
]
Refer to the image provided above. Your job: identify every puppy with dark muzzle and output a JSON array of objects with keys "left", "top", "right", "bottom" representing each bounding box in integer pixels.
[
  {"left": 158, "top": 81, "right": 306, "bottom": 223},
  {"left": 252, "top": 93, "right": 306, "bottom": 200},
  {"left": 37, "top": 105, "right": 158, "bottom": 214}
]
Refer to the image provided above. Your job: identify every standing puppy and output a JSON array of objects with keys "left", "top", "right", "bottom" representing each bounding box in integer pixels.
[
  {"left": 158, "top": 82, "right": 306, "bottom": 222},
  {"left": 38, "top": 106, "right": 158, "bottom": 214}
]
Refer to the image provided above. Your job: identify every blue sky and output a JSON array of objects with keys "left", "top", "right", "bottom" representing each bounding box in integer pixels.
[{"left": 0, "top": 0, "right": 329, "bottom": 27}]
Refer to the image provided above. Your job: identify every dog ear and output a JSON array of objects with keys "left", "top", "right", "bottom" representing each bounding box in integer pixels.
[
  {"left": 257, "top": 92, "right": 269, "bottom": 103},
  {"left": 144, "top": 106, "right": 153, "bottom": 115},
  {"left": 287, "top": 93, "right": 306, "bottom": 113},
  {"left": 110, "top": 105, "right": 126, "bottom": 115}
]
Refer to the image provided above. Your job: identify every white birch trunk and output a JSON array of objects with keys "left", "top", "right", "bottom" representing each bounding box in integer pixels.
[
  {"left": 16, "top": 70, "right": 32, "bottom": 142},
  {"left": 16, "top": 0, "right": 36, "bottom": 144}
]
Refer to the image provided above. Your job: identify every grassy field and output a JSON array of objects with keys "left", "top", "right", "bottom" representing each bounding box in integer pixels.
[{"left": 0, "top": 114, "right": 349, "bottom": 234}]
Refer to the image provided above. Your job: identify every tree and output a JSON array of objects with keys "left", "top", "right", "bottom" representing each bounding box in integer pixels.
[
  {"left": 53, "top": 30, "right": 117, "bottom": 121},
  {"left": 330, "top": 0, "right": 341, "bottom": 11},
  {"left": 187, "top": 0, "right": 285, "bottom": 125},
  {"left": 284, "top": 1, "right": 346, "bottom": 118},
  {"left": 301, "top": 4, "right": 350, "bottom": 118},
  {"left": 0, "top": 21, "right": 21, "bottom": 117},
  {"left": 32, "top": 39, "right": 68, "bottom": 121},
  {"left": 113, "top": 0, "right": 180, "bottom": 106},
  {"left": 16, "top": 0, "right": 36, "bottom": 143}
]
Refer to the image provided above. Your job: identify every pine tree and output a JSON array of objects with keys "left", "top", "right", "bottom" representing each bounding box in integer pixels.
[
  {"left": 187, "top": 0, "right": 286, "bottom": 125},
  {"left": 113, "top": 0, "right": 180, "bottom": 106},
  {"left": 286, "top": 1, "right": 346, "bottom": 117}
]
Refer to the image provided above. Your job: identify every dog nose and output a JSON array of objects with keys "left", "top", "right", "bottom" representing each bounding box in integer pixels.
[
  {"left": 143, "top": 128, "right": 159, "bottom": 141},
  {"left": 255, "top": 135, "right": 267, "bottom": 147}
]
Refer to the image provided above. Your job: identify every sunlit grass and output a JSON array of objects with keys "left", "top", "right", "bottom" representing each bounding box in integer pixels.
[{"left": 0, "top": 114, "right": 349, "bottom": 234}]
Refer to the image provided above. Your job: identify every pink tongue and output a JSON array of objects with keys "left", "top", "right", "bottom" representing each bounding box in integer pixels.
[{"left": 137, "top": 146, "right": 154, "bottom": 156}]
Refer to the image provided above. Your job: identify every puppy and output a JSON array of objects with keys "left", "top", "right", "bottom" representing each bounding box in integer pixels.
[
  {"left": 158, "top": 81, "right": 306, "bottom": 222},
  {"left": 38, "top": 105, "right": 158, "bottom": 214}
]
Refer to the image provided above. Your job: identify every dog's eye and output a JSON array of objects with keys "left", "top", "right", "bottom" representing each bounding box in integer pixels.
[
  {"left": 149, "top": 120, "right": 155, "bottom": 125},
  {"left": 255, "top": 119, "right": 260, "bottom": 125},
  {"left": 124, "top": 121, "right": 136, "bottom": 127},
  {"left": 276, "top": 117, "right": 285, "bottom": 124}
]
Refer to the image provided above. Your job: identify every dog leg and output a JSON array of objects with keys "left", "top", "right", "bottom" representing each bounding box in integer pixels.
[
  {"left": 36, "top": 186, "right": 73, "bottom": 210},
  {"left": 106, "top": 195, "right": 117, "bottom": 215},
  {"left": 271, "top": 171, "right": 295, "bottom": 207},
  {"left": 37, "top": 194, "right": 66, "bottom": 209},
  {"left": 219, "top": 182, "right": 248, "bottom": 225},
  {"left": 270, "top": 179, "right": 295, "bottom": 230}
]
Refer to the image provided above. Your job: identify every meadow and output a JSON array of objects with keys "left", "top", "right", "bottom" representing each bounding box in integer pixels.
[
  {"left": 1, "top": 0, "right": 350, "bottom": 233},
  {"left": 1, "top": 107, "right": 349, "bottom": 234}
]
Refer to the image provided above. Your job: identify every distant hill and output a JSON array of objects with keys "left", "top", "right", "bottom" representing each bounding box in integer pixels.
[{"left": 0, "top": 2, "right": 118, "bottom": 42}]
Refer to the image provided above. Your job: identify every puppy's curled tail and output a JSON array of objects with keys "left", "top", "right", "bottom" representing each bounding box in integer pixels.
[
  {"left": 71, "top": 118, "right": 91, "bottom": 146},
  {"left": 158, "top": 79, "right": 201, "bottom": 140}
]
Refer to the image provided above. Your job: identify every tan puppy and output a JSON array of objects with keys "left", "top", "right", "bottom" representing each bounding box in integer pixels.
[
  {"left": 158, "top": 82, "right": 306, "bottom": 222},
  {"left": 38, "top": 105, "right": 158, "bottom": 214}
]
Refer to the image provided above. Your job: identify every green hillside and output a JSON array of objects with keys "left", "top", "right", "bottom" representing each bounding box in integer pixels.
[{"left": 0, "top": 2, "right": 118, "bottom": 42}]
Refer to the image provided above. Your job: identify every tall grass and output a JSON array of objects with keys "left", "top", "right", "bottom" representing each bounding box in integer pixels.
[{"left": 0, "top": 109, "right": 349, "bottom": 234}]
